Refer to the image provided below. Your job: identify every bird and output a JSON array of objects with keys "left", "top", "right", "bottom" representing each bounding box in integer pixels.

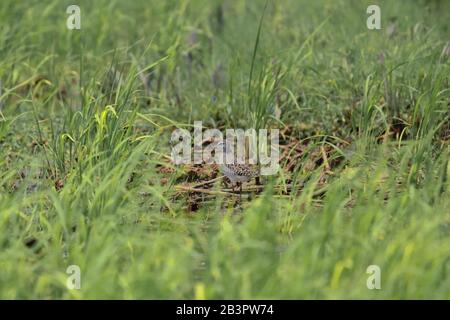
[{"left": 215, "top": 140, "right": 259, "bottom": 198}]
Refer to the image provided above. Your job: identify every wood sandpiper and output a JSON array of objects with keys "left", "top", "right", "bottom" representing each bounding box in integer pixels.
[{"left": 215, "top": 140, "right": 259, "bottom": 197}]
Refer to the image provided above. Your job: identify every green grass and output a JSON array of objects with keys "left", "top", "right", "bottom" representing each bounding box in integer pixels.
[{"left": 0, "top": 0, "right": 449, "bottom": 299}]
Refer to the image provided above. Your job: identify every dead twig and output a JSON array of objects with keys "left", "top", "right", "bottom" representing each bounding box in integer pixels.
[
  {"left": 190, "top": 176, "right": 223, "bottom": 188},
  {"left": 174, "top": 185, "right": 237, "bottom": 196}
]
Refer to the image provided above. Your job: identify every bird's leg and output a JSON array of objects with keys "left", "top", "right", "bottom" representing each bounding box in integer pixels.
[
  {"left": 239, "top": 182, "right": 242, "bottom": 201},
  {"left": 231, "top": 181, "right": 237, "bottom": 192},
  {"left": 225, "top": 177, "right": 234, "bottom": 191},
  {"left": 255, "top": 176, "right": 262, "bottom": 194}
]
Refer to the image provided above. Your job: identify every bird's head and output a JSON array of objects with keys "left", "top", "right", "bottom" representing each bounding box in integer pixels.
[
  {"left": 214, "top": 140, "right": 229, "bottom": 163},
  {"left": 215, "top": 140, "right": 226, "bottom": 150}
]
